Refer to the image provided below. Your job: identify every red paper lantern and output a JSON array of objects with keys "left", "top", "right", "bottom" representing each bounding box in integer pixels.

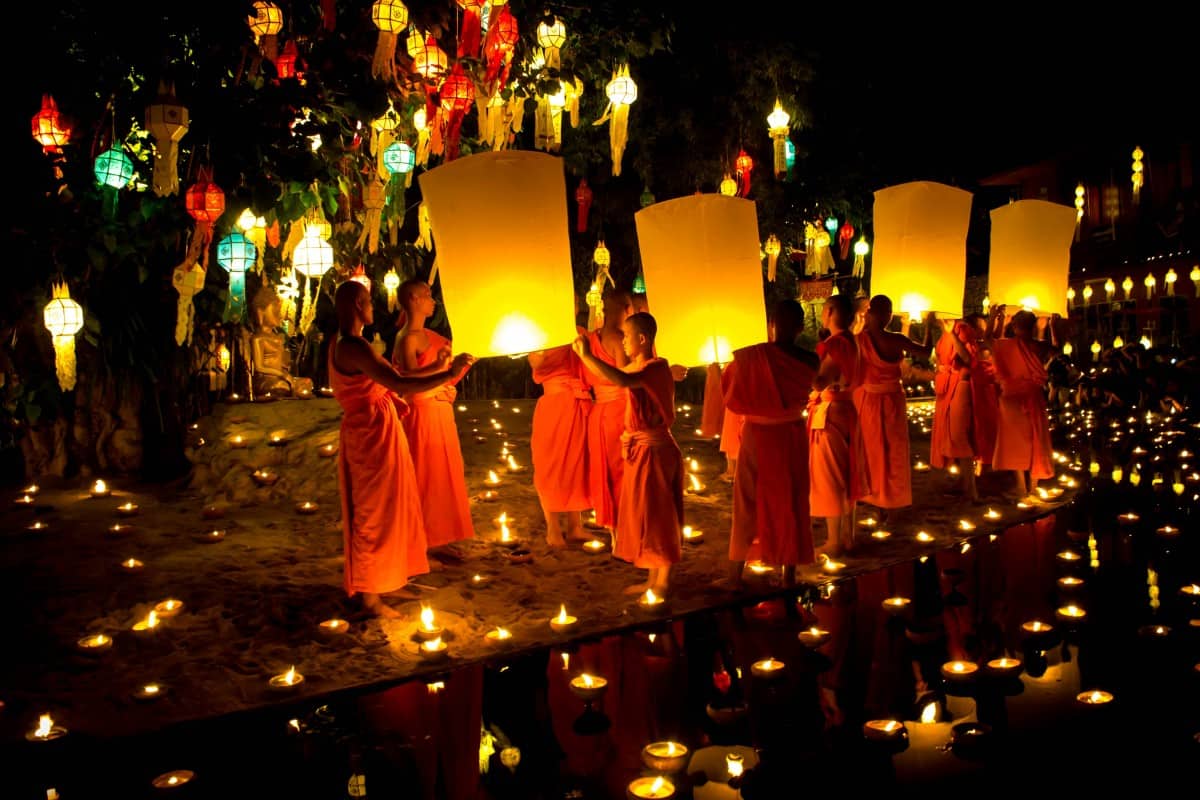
[
  {"left": 575, "top": 178, "right": 593, "bottom": 233},
  {"left": 735, "top": 149, "right": 754, "bottom": 197},
  {"left": 837, "top": 221, "right": 855, "bottom": 260},
  {"left": 186, "top": 170, "right": 226, "bottom": 224},
  {"left": 439, "top": 65, "right": 475, "bottom": 161},
  {"left": 483, "top": 5, "right": 519, "bottom": 92},
  {"left": 274, "top": 39, "right": 300, "bottom": 80},
  {"left": 32, "top": 95, "right": 71, "bottom": 154},
  {"left": 455, "top": 0, "right": 486, "bottom": 57}
]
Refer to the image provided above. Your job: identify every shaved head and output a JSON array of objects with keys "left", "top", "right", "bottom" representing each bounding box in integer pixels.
[
  {"left": 772, "top": 299, "right": 805, "bottom": 343},
  {"left": 399, "top": 278, "right": 429, "bottom": 306},
  {"left": 335, "top": 279, "right": 371, "bottom": 328},
  {"left": 625, "top": 311, "right": 658, "bottom": 343},
  {"left": 824, "top": 294, "right": 853, "bottom": 328}
]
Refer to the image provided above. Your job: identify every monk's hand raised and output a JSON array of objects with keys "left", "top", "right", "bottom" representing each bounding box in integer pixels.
[
  {"left": 436, "top": 346, "right": 453, "bottom": 370},
  {"left": 572, "top": 335, "right": 591, "bottom": 358},
  {"left": 451, "top": 353, "right": 476, "bottom": 376},
  {"left": 670, "top": 364, "right": 688, "bottom": 381}
]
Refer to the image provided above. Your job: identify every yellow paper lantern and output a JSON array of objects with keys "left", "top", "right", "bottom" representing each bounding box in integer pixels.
[
  {"left": 247, "top": 1, "right": 283, "bottom": 61},
  {"left": 44, "top": 281, "right": 85, "bottom": 391},
  {"left": 1066, "top": 287, "right": 1076, "bottom": 304},
  {"left": 988, "top": 200, "right": 1077, "bottom": 316},
  {"left": 1090, "top": 340, "right": 1101, "bottom": 360},
  {"left": 764, "top": 234, "right": 781, "bottom": 282},
  {"left": 1131, "top": 146, "right": 1144, "bottom": 204},
  {"left": 535, "top": 17, "right": 566, "bottom": 68},
  {"left": 405, "top": 26, "right": 427, "bottom": 58},
  {"left": 719, "top": 174, "right": 737, "bottom": 196},
  {"left": 1165, "top": 267, "right": 1177, "bottom": 295},
  {"left": 370, "top": 0, "right": 409, "bottom": 82},
  {"left": 1104, "top": 278, "right": 1116, "bottom": 300},
  {"left": 383, "top": 268, "right": 401, "bottom": 312},
  {"left": 417, "top": 151, "right": 578, "bottom": 356},
  {"left": 144, "top": 82, "right": 189, "bottom": 198},
  {"left": 1113, "top": 335, "right": 1124, "bottom": 349},
  {"left": 292, "top": 230, "right": 334, "bottom": 278},
  {"left": 595, "top": 64, "right": 636, "bottom": 177},
  {"left": 871, "top": 181, "right": 973, "bottom": 317},
  {"left": 593, "top": 240, "right": 610, "bottom": 269},
  {"left": 766, "top": 99, "right": 790, "bottom": 177},
  {"left": 1122, "top": 276, "right": 1134, "bottom": 300},
  {"left": 634, "top": 195, "right": 765, "bottom": 366},
  {"left": 1074, "top": 183, "right": 1085, "bottom": 221},
  {"left": 1144, "top": 273, "right": 1156, "bottom": 299}
]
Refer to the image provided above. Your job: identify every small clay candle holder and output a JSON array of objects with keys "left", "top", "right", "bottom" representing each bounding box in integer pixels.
[
  {"left": 486, "top": 627, "right": 513, "bottom": 643},
  {"left": 419, "top": 637, "right": 449, "bottom": 662},
  {"left": 940, "top": 660, "right": 979, "bottom": 682},
  {"left": 120, "top": 558, "right": 145, "bottom": 572},
  {"left": 154, "top": 599, "right": 184, "bottom": 618},
  {"left": 269, "top": 667, "right": 304, "bottom": 689},
  {"left": 863, "top": 719, "right": 907, "bottom": 743},
  {"left": 196, "top": 529, "right": 226, "bottom": 543},
  {"left": 549, "top": 605, "right": 578, "bottom": 633},
  {"left": 985, "top": 657, "right": 1023, "bottom": 678},
  {"left": 27, "top": 521, "right": 49, "bottom": 532},
  {"left": 750, "top": 658, "right": 786, "bottom": 680},
  {"left": 90, "top": 480, "right": 111, "bottom": 498},
  {"left": 319, "top": 618, "right": 349, "bottom": 636},
  {"left": 626, "top": 776, "right": 675, "bottom": 800},
  {"left": 317, "top": 443, "right": 337, "bottom": 458},
  {"left": 682, "top": 525, "right": 704, "bottom": 544},
  {"left": 229, "top": 435, "right": 249, "bottom": 449},
  {"left": 132, "top": 683, "right": 169, "bottom": 702},
  {"left": 506, "top": 548, "right": 533, "bottom": 565},
  {"left": 296, "top": 501, "right": 319, "bottom": 515},
  {"left": 641, "top": 741, "right": 689, "bottom": 773},
  {"left": 568, "top": 673, "right": 608, "bottom": 702},
  {"left": 798, "top": 627, "right": 832, "bottom": 648},
  {"left": 116, "top": 502, "right": 140, "bottom": 517},
  {"left": 107, "top": 523, "right": 133, "bottom": 536},
  {"left": 76, "top": 633, "right": 113, "bottom": 654},
  {"left": 26, "top": 714, "right": 67, "bottom": 742},
  {"left": 252, "top": 470, "right": 279, "bottom": 487},
  {"left": 882, "top": 597, "right": 912, "bottom": 616}
]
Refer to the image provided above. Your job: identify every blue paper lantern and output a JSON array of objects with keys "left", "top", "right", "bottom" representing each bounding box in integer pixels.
[
  {"left": 94, "top": 147, "right": 135, "bottom": 189},
  {"left": 382, "top": 141, "right": 415, "bottom": 175},
  {"left": 216, "top": 232, "right": 257, "bottom": 275},
  {"left": 825, "top": 217, "right": 839, "bottom": 232}
]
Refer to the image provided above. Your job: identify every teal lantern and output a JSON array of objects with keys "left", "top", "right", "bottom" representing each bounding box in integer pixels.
[
  {"left": 217, "top": 232, "right": 256, "bottom": 323},
  {"left": 94, "top": 147, "right": 135, "bottom": 189},
  {"left": 633, "top": 272, "right": 646, "bottom": 294},
  {"left": 825, "top": 216, "right": 839, "bottom": 233},
  {"left": 382, "top": 141, "right": 415, "bottom": 176},
  {"left": 784, "top": 140, "right": 796, "bottom": 170},
  {"left": 640, "top": 186, "right": 656, "bottom": 208}
]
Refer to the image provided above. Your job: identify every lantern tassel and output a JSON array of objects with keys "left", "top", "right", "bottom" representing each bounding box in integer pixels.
[
  {"left": 225, "top": 271, "right": 246, "bottom": 323},
  {"left": 299, "top": 274, "right": 318, "bottom": 334},
  {"left": 172, "top": 235, "right": 207, "bottom": 346},
  {"left": 853, "top": 250, "right": 866, "bottom": 279},
  {"left": 415, "top": 202, "right": 433, "bottom": 250},
  {"left": 356, "top": 177, "right": 387, "bottom": 255},
  {"left": 609, "top": 103, "right": 629, "bottom": 176},
  {"left": 53, "top": 336, "right": 77, "bottom": 392},
  {"left": 457, "top": 4, "right": 482, "bottom": 58},
  {"left": 767, "top": 251, "right": 779, "bottom": 282},
  {"left": 372, "top": 31, "right": 398, "bottom": 82}
]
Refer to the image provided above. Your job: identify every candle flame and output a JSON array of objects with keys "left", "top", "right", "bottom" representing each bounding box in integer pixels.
[
  {"left": 687, "top": 473, "right": 703, "bottom": 492},
  {"left": 486, "top": 470, "right": 500, "bottom": 485},
  {"left": 420, "top": 605, "right": 436, "bottom": 630},
  {"left": 650, "top": 776, "right": 665, "bottom": 793},
  {"left": 689, "top": 458, "right": 699, "bottom": 472},
  {"left": 916, "top": 531, "right": 934, "bottom": 542},
  {"left": 920, "top": 702, "right": 938, "bottom": 723},
  {"left": 561, "top": 652, "right": 570, "bottom": 670},
  {"left": 506, "top": 455, "right": 520, "bottom": 470},
  {"left": 643, "top": 588, "right": 660, "bottom": 604},
  {"left": 581, "top": 673, "right": 594, "bottom": 687},
  {"left": 726, "top": 754, "right": 744, "bottom": 778},
  {"left": 555, "top": 604, "right": 569, "bottom": 623},
  {"left": 143, "top": 684, "right": 159, "bottom": 694},
  {"left": 666, "top": 742, "right": 677, "bottom": 755},
  {"left": 494, "top": 627, "right": 511, "bottom": 639},
  {"left": 146, "top": 610, "right": 158, "bottom": 628},
  {"left": 34, "top": 714, "right": 52, "bottom": 738},
  {"left": 500, "top": 522, "right": 512, "bottom": 542},
  {"left": 958, "top": 519, "right": 974, "bottom": 531},
  {"left": 93, "top": 480, "right": 107, "bottom": 494},
  {"left": 497, "top": 511, "right": 507, "bottom": 525},
  {"left": 284, "top": 666, "right": 297, "bottom": 684}
]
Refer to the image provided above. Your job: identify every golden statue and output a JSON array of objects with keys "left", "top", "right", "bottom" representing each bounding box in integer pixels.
[{"left": 248, "top": 283, "right": 299, "bottom": 397}]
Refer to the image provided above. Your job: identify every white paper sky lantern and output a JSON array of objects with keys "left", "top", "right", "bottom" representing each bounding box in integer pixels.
[
  {"left": 635, "top": 194, "right": 765, "bottom": 366},
  {"left": 871, "top": 181, "right": 973, "bottom": 318},
  {"left": 988, "top": 200, "right": 1077, "bottom": 316},
  {"left": 418, "top": 151, "right": 578, "bottom": 357}
]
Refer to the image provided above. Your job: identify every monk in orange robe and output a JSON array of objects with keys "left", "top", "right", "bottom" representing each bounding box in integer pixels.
[
  {"left": 529, "top": 339, "right": 593, "bottom": 547},
  {"left": 391, "top": 280, "right": 474, "bottom": 552},
  {"left": 810, "top": 294, "right": 863, "bottom": 557},
  {"left": 928, "top": 312, "right": 982, "bottom": 500},
  {"left": 583, "top": 290, "right": 633, "bottom": 531},
  {"left": 854, "top": 295, "right": 931, "bottom": 516},
  {"left": 969, "top": 315, "right": 999, "bottom": 468},
  {"left": 574, "top": 312, "right": 683, "bottom": 595},
  {"left": 990, "top": 307, "right": 1058, "bottom": 501},
  {"left": 719, "top": 409, "right": 744, "bottom": 481},
  {"left": 722, "top": 300, "right": 819, "bottom": 587},
  {"left": 330, "top": 280, "right": 474, "bottom": 617}
]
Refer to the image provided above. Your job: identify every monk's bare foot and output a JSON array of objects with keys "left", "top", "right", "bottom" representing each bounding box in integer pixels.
[
  {"left": 384, "top": 585, "right": 421, "bottom": 601},
  {"left": 363, "top": 595, "right": 402, "bottom": 618},
  {"left": 623, "top": 582, "right": 650, "bottom": 595},
  {"left": 546, "top": 534, "right": 567, "bottom": 549},
  {"left": 566, "top": 530, "right": 593, "bottom": 543}
]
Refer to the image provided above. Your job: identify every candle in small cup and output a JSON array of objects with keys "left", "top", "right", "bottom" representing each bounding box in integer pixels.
[
  {"left": 882, "top": 596, "right": 911, "bottom": 614},
  {"left": 859, "top": 516, "right": 878, "bottom": 528},
  {"left": 549, "top": 604, "right": 578, "bottom": 632},
  {"left": 132, "top": 610, "right": 161, "bottom": 634},
  {"left": 318, "top": 443, "right": 337, "bottom": 458},
  {"left": 197, "top": 529, "right": 226, "bottom": 543},
  {"left": 751, "top": 658, "right": 786, "bottom": 679},
  {"left": 121, "top": 557, "right": 145, "bottom": 572},
  {"left": 478, "top": 490, "right": 499, "bottom": 502},
  {"left": 23, "top": 484, "right": 39, "bottom": 496},
  {"left": 90, "top": 480, "right": 110, "bottom": 498},
  {"left": 1057, "top": 576, "right": 1084, "bottom": 589},
  {"left": 269, "top": 666, "right": 304, "bottom": 688},
  {"left": 819, "top": 553, "right": 845, "bottom": 572},
  {"left": 14, "top": 494, "right": 34, "bottom": 506},
  {"left": 469, "top": 573, "right": 490, "bottom": 587},
  {"left": 1057, "top": 550, "right": 1082, "bottom": 563},
  {"left": 26, "top": 713, "right": 67, "bottom": 742},
  {"left": 1180, "top": 584, "right": 1200, "bottom": 597},
  {"left": 583, "top": 539, "right": 607, "bottom": 552},
  {"left": 269, "top": 433, "right": 287, "bottom": 446},
  {"left": 151, "top": 770, "right": 197, "bottom": 790},
  {"left": 985, "top": 657, "right": 1023, "bottom": 678},
  {"left": 230, "top": 435, "right": 248, "bottom": 449},
  {"left": 958, "top": 519, "right": 975, "bottom": 532},
  {"left": 798, "top": 626, "right": 831, "bottom": 648},
  {"left": 984, "top": 508, "right": 1001, "bottom": 520},
  {"left": 748, "top": 561, "right": 774, "bottom": 574},
  {"left": 485, "top": 470, "right": 502, "bottom": 486},
  {"left": 913, "top": 460, "right": 930, "bottom": 472},
  {"left": 417, "top": 606, "right": 443, "bottom": 640},
  {"left": 1138, "top": 624, "right": 1171, "bottom": 638},
  {"left": 252, "top": 469, "right": 278, "bottom": 486},
  {"left": 940, "top": 660, "right": 979, "bottom": 681},
  {"left": 27, "top": 521, "right": 48, "bottom": 532},
  {"left": 296, "top": 501, "right": 319, "bottom": 515},
  {"left": 568, "top": 672, "right": 608, "bottom": 702},
  {"left": 639, "top": 588, "right": 666, "bottom": 609},
  {"left": 1076, "top": 689, "right": 1113, "bottom": 705},
  {"left": 1022, "top": 620, "right": 1054, "bottom": 635},
  {"left": 871, "top": 529, "right": 892, "bottom": 540},
  {"left": 132, "top": 683, "right": 168, "bottom": 702},
  {"left": 916, "top": 531, "right": 935, "bottom": 543},
  {"left": 863, "top": 719, "right": 906, "bottom": 742},
  {"left": 419, "top": 636, "right": 448, "bottom": 660},
  {"left": 1056, "top": 604, "right": 1087, "bottom": 621},
  {"left": 641, "top": 741, "right": 689, "bottom": 773},
  {"left": 108, "top": 523, "right": 133, "bottom": 536},
  {"left": 77, "top": 633, "right": 112, "bottom": 653},
  {"left": 626, "top": 776, "right": 674, "bottom": 799},
  {"left": 486, "top": 627, "right": 513, "bottom": 642},
  {"left": 1118, "top": 512, "right": 1140, "bottom": 524},
  {"left": 682, "top": 525, "right": 704, "bottom": 543},
  {"left": 319, "top": 618, "right": 348, "bottom": 635},
  {"left": 116, "top": 502, "right": 139, "bottom": 517},
  {"left": 154, "top": 599, "right": 184, "bottom": 618},
  {"left": 1156, "top": 525, "right": 1180, "bottom": 537}
]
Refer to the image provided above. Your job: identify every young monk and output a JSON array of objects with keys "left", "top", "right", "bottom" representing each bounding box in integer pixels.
[
  {"left": 583, "top": 289, "right": 633, "bottom": 531},
  {"left": 722, "top": 299, "right": 819, "bottom": 588},
  {"left": 391, "top": 279, "right": 475, "bottom": 554},
  {"left": 989, "top": 306, "right": 1059, "bottom": 502},
  {"left": 855, "top": 295, "right": 932, "bottom": 518},
  {"left": 529, "top": 339, "right": 593, "bottom": 547},
  {"left": 810, "top": 294, "right": 862, "bottom": 557},
  {"left": 573, "top": 313, "right": 683, "bottom": 596},
  {"left": 927, "top": 311, "right": 990, "bottom": 501},
  {"left": 966, "top": 313, "right": 999, "bottom": 472},
  {"left": 330, "top": 280, "right": 474, "bottom": 617}
]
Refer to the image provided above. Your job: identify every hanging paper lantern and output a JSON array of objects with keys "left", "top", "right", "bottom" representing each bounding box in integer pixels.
[
  {"left": 633, "top": 272, "right": 646, "bottom": 294},
  {"left": 719, "top": 174, "right": 737, "bottom": 196},
  {"left": 217, "top": 232, "right": 256, "bottom": 322},
  {"left": 835, "top": 221, "right": 853, "bottom": 260},
  {"left": 456, "top": 0, "right": 486, "bottom": 58},
  {"left": 988, "top": 199, "right": 1076, "bottom": 316},
  {"left": 635, "top": 195, "right": 765, "bottom": 366},
  {"left": 1165, "top": 267, "right": 1177, "bottom": 296},
  {"left": 415, "top": 201, "right": 433, "bottom": 249},
  {"left": 809, "top": 230, "right": 834, "bottom": 275},
  {"left": 413, "top": 35, "right": 448, "bottom": 82},
  {"left": 764, "top": 234, "right": 781, "bottom": 282},
  {"left": 236, "top": 209, "right": 268, "bottom": 273},
  {"left": 184, "top": 168, "right": 224, "bottom": 267},
  {"left": 413, "top": 107, "right": 432, "bottom": 167},
  {"left": 1131, "top": 146, "right": 1144, "bottom": 205},
  {"left": 172, "top": 262, "right": 206, "bottom": 346},
  {"left": 274, "top": 39, "right": 300, "bottom": 80},
  {"left": 31, "top": 95, "right": 71, "bottom": 154},
  {"left": 1074, "top": 183, "right": 1085, "bottom": 222},
  {"left": 383, "top": 268, "right": 401, "bottom": 312},
  {"left": 439, "top": 64, "right": 475, "bottom": 161},
  {"left": 766, "top": 99, "right": 790, "bottom": 178},
  {"left": 370, "top": 0, "right": 409, "bottom": 82},
  {"left": 405, "top": 25, "right": 427, "bottom": 57},
  {"left": 536, "top": 17, "right": 566, "bottom": 68},
  {"left": 593, "top": 240, "right": 611, "bottom": 269},
  {"left": 586, "top": 282, "right": 604, "bottom": 330},
  {"left": 1082, "top": 284, "right": 1093, "bottom": 304},
  {"left": 595, "top": 64, "right": 636, "bottom": 177},
  {"left": 93, "top": 147, "right": 134, "bottom": 189},
  {"left": 145, "top": 82, "right": 189, "bottom": 198},
  {"left": 574, "top": 178, "right": 593, "bottom": 233},
  {"left": 383, "top": 141, "right": 415, "bottom": 176},
  {"left": 348, "top": 264, "right": 371, "bottom": 290},
  {"left": 1144, "top": 272, "right": 1156, "bottom": 299},
  {"left": 871, "top": 181, "right": 972, "bottom": 318},
  {"left": 482, "top": 4, "right": 518, "bottom": 95},
  {"left": 1190, "top": 265, "right": 1200, "bottom": 294},
  {"left": 852, "top": 237, "right": 869, "bottom": 278},
  {"left": 304, "top": 205, "right": 332, "bottom": 242},
  {"left": 43, "top": 281, "right": 85, "bottom": 391},
  {"left": 1122, "top": 275, "right": 1133, "bottom": 300},
  {"left": 640, "top": 186, "right": 656, "bottom": 208},
  {"left": 248, "top": 1, "right": 284, "bottom": 61},
  {"left": 734, "top": 150, "right": 754, "bottom": 197}
]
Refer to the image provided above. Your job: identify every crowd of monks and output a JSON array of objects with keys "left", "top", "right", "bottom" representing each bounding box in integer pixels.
[{"left": 328, "top": 276, "right": 1062, "bottom": 616}]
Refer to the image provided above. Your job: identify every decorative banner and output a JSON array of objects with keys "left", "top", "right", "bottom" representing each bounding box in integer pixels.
[
  {"left": 871, "top": 181, "right": 972, "bottom": 318},
  {"left": 988, "top": 199, "right": 1077, "bottom": 316},
  {"left": 418, "top": 151, "right": 578, "bottom": 356},
  {"left": 634, "top": 194, "right": 765, "bottom": 366}
]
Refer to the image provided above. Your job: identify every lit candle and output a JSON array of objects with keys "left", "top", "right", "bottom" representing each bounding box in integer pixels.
[
  {"left": 1057, "top": 550, "right": 1082, "bottom": 563},
  {"left": 486, "top": 627, "right": 513, "bottom": 642},
  {"left": 108, "top": 523, "right": 132, "bottom": 536},
  {"left": 13, "top": 494, "right": 34, "bottom": 506},
  {"left": 154, "top": 599, "right": 184, "bottom": 618},
  {"left": 132, "top": 683, "right": 167, "bottom": 702},
  {"left": 750, "top": 658, "right": 786, "bottom": 679},
  {"left": 641, "top": 741, "right": 689, "bottom": 773},
  {"left": 549, "top": 604, "right": 578, "bottom": 632},
  {"left": 230, "top": 434, "right": 248, "bottom": 449},
  {"left": 818, "top": 553, "right": 845, "bottom": 572},
  {"left": 22, "top": 484, "right": 39, "bottom": 496},
  {"left": 116, "top": 501, "right": 139, "bottom": 517},
  {"left": 317, "top": 386, "right": 334, "bottom": 397},
  {"left": 296, "top": 501, "right": 319, "bottom": 515},
  {"left": 121, "top": 557, "right": 145, "bottom": 572},
  {"left": 1138, "top": 624, "right": 1170, "bottom": 638},
  {"left": 862, "top": 719, "right": 907, "bottom": 742},
  {"left": 27, "top": 521, "right": 48, "bottom": 532},
  {"left": 871, "top": 529, "right": 892, "bottom": 540},
  {"left": 583, "top": 539, "right": 607, "bottom": 552},
  {"left": 1056, "top": 604, "right": 1087, "bottom": 621},
  {"left": 485, "top": 470, "right": 502, "bottom": 486},
  {"left": 682, "top": 525, "right": 704, "bottom": 543},
  {"left": 478, "top": 490, "right": 499, "bottom": 502},
  {"left": 940, "top": 660, "right": 979, "bottom": 681},
  {"left": 319, "top": 618, "right": 348, "bottom": 635},
  {"left": 197, "top": 529, "right": 226, "bottom": 543},
  {"left": 419, "top": 636, "right": 449, "bottom": 660},
  {"left": 1057, "top": 576, "right": 1084, "bottom": 589},
  {"left": 1180, "top": 584, "right": 1200, "bottom": 597},
  {"left": 958, "top": 519, "right": 975, "bottom": 532},
  {"left": 639, "top": 588, "right": 666, "bottom": 610},
  {"left": 132, "top": 610, "right": 161, "bottom": 634},
  {"left": 798, "top": 626, "right": 831, "bottom": 648},
  {"left": 915, "top": 531, "right": 934, "bottom": 543},
  {"left": 568, "top": 672, "right": 608, "bottom": 702},
  {"left": 26, "top": 713, "right": 67, "bottom": 742},
  {"left": 685, "top": 473, "right": 705, "bottom": 494},
  {"left": 417, "top": 605, "right": 443, "bottom": 640},
  {"left": 984, "top": 508, "right": 1001, "bottom": 520},
  {"left": 985, "top": 657, "right": 1023, "bottom": 678},
  {"left": 469, "top": 573, "right": 490, "bottom": 587},
  {"left": 77, "top": 633, "right": 112, "bottom": 653},
  {"left": 318, "top": 443, "right": 337, "bottom": 458},
  {"left": 269, "top": 665, "right": 304, "bottom": 688},
  {"left": 726, "top": 752, "right": 745, "bottom": 779},
  {"left": 1076, "top": 689, "right": 1113, "bottom": 705},
  {"left": 626, "top": 775, "right": 675, "bottom": 800},
  {"left": 297, "top": 387, "right": 313, "bottom": 399},
  {"left": 747, "top": 561, "right": 774, "bottom": 574},
  {"left": 882, "top": 596, "right": 912, "bottom": 614},
  {"left": 90, "top": 479, "right": 110, "bottom": 498},
  {"left": 202, "top": 504, "right": 225, "bottom": 520},
  {"left": 913, "top": 460, "right": 930, "bottom": 472},
  {"left": 859, "top": 516, "right": 878, "bottom": 528},
  {"left": 268, "top": 433, "right": 287, "bottom": 446},
  {"left": 505, "top": 455, "right": 526, "bottom": 473},
  {"left": 252, "top": 469, "right": 278, "bottom": 486},
  {"left": 948, "top": 464, "right": 960, "bottom": 475}
]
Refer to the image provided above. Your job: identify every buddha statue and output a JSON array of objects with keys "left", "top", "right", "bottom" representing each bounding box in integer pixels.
[{"left": 249, "top": 283, "right": 305, "bottom": 397}]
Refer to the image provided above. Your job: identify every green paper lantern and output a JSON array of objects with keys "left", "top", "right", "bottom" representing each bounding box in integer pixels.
[
  {"left": 94, "top": 147, "right": 135, "bottom": 189},
  {"left": 216, "top": 232, "right": 256, "bottom": 274},
  {"left": 825, "top": 217, "right": 839, "bottom": 232},
  {"left": 633, "top": 273, "right": 646, "bottom": 294},
  {"left": 382, "top": 141, "right": 415, "bottom": 175},
  {"left": 785, "top": 140, "right": 796, "bottom": 170}
]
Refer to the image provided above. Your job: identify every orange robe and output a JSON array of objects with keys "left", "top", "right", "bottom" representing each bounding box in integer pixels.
[
  {"left": 930, "top": 322, "right": 975, "bottom": 468},
  {"left": 531, "top": 344, "right": 593, "bottom": 512},
  {"left": 719, "top": 409, "right": 744, "bottom": 462},
  {"left": 583, "top": 329, "right": 624, "bottom": 528},
  {"left": 614, "top": 358, "right": 684, "bottom": 568},
  {"left": 724, "top": 344, "right": 816, "bottom": 566},
  {"left": 854, "top": 332, "right": 911, "bottom": 508},
  {"left": 991, "top": 338, "right": 1053, "bottom": 480},
  {"left": 808, "top": 332, "right": 863, "bottom": 517},
  {"left": 391, "top": 329, "right": 474, "bottom": 548},
  {"left": 699, "top": 362, "right": 725, "bottom": 437},
  {"left": 971, "top": 351, "right": 999, "bottom": 466},
  {"left": 330, "top": 339, "right": 429, "bottom": 595}
]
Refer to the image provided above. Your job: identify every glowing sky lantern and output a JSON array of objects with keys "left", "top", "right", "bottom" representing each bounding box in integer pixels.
[
  {"left": 871, "top": 181, "right": 972, "bottom": 318},
  {"left": 418, "top": 151, "right": 578, "bottom": 357},
  {"left": 989, "top": 200, "right": 1077, "bottom": 316},
  {"left": 635, "top": 194, "right": 765, "bottom": 366}
]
